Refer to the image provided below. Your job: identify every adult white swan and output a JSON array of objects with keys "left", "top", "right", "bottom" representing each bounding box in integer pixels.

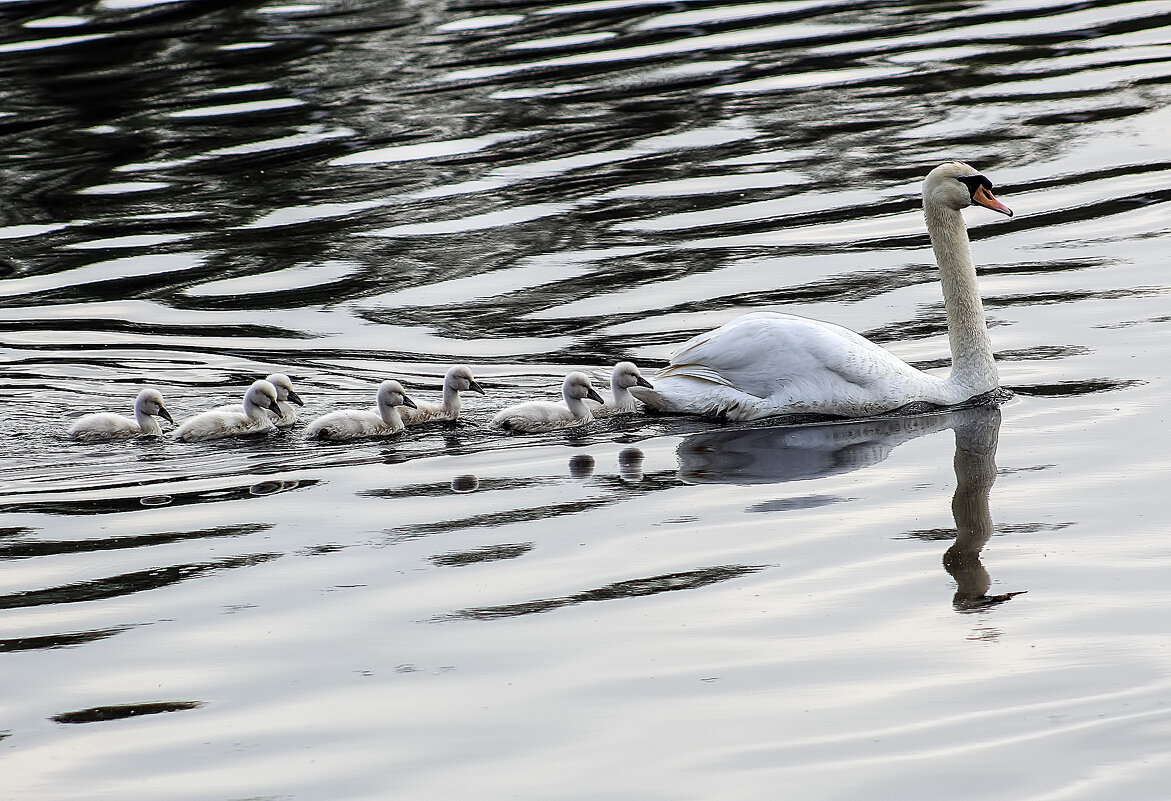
[
  {"left": 69, "top": 388, "right": 174, "bottom": 441},
  {"left": 491, "top": 372, "right": 604, "bottom": 433},
  {"left": 630, "top": 161, "right": 1013, "bottom": 421},
  {"left": 398, "top": 365, "right": 484, "bottom": 426},
  {"left": 586, "top": 361, "right": 653, "bottom": 418},
  {"left": 174, "top": 379, "right": 283, "bottom": 442},
  {"left": 303, "top": 380, "right": 417, "bottom": 441}
]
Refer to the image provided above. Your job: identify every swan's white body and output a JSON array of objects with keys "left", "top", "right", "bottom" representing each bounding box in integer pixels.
[
  {"left": 398, "top": 365, "right": 484, "bottom": 426},
  {"left": 174, "top": 380, "right": 282, "bottom": 442},
  {"left": 585, "top": 361, "right": 653, "bottom": 418},
  {"left": 266, "top": 373, "right": 304, "bottom": 427},
  {"left": 491, "top": 372, "right": 605, "bottom": 433},
  {"left": 630, "top": 162, "right": 1012, "bottom": 421},
  {"left": 69, "top": 388, "right": 174, "bottom": 441},
  {"left": 303, "top": 380, "right": 416, "bottom": 441}
]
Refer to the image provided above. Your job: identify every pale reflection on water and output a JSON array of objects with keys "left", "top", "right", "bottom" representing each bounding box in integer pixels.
[{"left": 677, "top": 405, "right": 1027, "bottom": 610}]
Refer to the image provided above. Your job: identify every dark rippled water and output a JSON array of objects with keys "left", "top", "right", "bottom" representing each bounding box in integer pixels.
[{"left": 3, "top": 0, "right": 1171, "bottom": 798}]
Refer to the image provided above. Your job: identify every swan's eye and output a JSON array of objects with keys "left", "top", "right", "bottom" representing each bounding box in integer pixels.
[{"left": 957, "top": 174, "right": 993, "bottom": 199}]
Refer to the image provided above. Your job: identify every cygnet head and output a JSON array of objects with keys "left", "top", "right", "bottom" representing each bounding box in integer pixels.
[
  {"left": 446, "top": 365, "right": 485, "bottom": 395},
  {"left": 612, "top": 361, "right": 653, "bottom": 391},
  {"left": 136, "top": 388, "right": 174, "bottom": 424},
  {"left": 564, "top": 371, "right": 605, "bottom": 404},
  {"left": 266, "top": 373, "right": 304, "bottom": 406},
  {"left": 246, "top": 380, "right": 283, "bottom": 415},
  {"left": 377, "top": 380, "right": 418, "bottom": 410},
  {"left": 923, "top": 161, "right": 1012, "bottom": 217}
]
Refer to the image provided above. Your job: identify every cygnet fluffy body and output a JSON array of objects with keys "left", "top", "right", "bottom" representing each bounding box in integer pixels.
[
  {"left": 69, "top": 388, "right": 174, "bottom": 441},
  {"left": 586, "top": 361, "right": 653, "bottom": 418},
  {"left": 491, "top": 372, "right": 604, "bottom": 433},
  {"left": 266, "top": 373, "right": 304, "bottom": 427},
  {"left": 399, "top": 365, "right": 484, "bottom": 426},
  {"left": 303, "top": 380, "right": 417, "bottom": 441},
  {"left": 173, "top": 380, "right": 282, "bottom": 442}
]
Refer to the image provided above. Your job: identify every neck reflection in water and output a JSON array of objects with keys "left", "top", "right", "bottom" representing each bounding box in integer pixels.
[{"left": 676, "top": 406, "right": 1025, "bottom": 612}]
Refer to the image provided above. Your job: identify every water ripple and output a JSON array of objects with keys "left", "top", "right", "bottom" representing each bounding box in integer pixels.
[{"left": 2, "top": 0, "right": 1170, "bottom": 797}]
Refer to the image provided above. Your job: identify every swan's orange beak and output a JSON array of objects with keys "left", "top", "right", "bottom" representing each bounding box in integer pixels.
[{"left": 973, "top": 184, "right": 1013, "bottom": 217}]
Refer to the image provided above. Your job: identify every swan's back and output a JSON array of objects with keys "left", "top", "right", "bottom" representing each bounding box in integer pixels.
[
  {"left": 303, "top": 408, "right": 392, "bottom": 441},
  {"left": 491, "top": 400, "right": 580, "bottom": 433},
  {"left": 69, "top": 412, "right": 143, "bottom": 441},
  {"left": 174, "top": 408, "right": 272, "bottom": 442},
  {"left": 398, "top": 395, "right": 453, "bottom": 425},
  {"left": 398, "top": 399, "right": 444, "bottom": 425},
  {"left": 631, "top": 312, "right": 945, "bottom": 420}
]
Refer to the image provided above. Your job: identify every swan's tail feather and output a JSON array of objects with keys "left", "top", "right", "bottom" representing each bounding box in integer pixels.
[
  {"left": 630, "top": 376, "right": 768, "bottom": 421},
  {"left": 654, "top": 362, "right": 738, "bottom": 389}
]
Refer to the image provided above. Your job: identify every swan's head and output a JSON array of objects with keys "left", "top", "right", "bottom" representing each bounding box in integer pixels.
[
  {"left": 446, "top": 365, "right": 485, "bottom": 395},
  {"left": 924, "top": 161, "right": 1012, "bottom": 217},
  {"left": 378, "top": 380, "right": 418, "bottom": 410},
  {"left": 135, "top": 388, "right": 174, "bottom": 424},
  {"left": 612, "top": 361, "right": 654, "bottom": 390},
  {"left": 266, "top": 373, "right": 304, "bottom": 406},
  {"left": 564, "top": 371, "right": 605, "bottom": 404},
  {"left": 246, "top": 380, "right": 283, "bottom": 415}
]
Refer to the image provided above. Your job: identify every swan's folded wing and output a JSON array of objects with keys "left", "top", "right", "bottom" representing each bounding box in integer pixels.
[
  {"left": 663, "top": 313, "right": 819, "bottom": 397},
  {"left": 663, "top": 311, "right": 915, "bottom": 400},
  {"left": 656, "top": 362, "right": 744, "bottom": 390}
]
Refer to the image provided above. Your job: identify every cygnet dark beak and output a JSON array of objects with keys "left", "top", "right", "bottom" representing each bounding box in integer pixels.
[
  {"left": 635, "top": 375, "right": 654, "bottom": 389},
  {"left": 586, "top": 387, "right": 605, "bottom": 404},
  {"left": 287, "top": 389, "right": 304, "bottom": 406},
  {"left": 267, "top": 398, "right": 282, "bottom": 413},
  {"left": 468, "top": 379, "right": 485, "bottom": 395},
  {"left": 159, "top": 406, "right": 175, "bottom": 425},
  {"left": 401, "top": 394, "right": 418, "bottom": 410}
]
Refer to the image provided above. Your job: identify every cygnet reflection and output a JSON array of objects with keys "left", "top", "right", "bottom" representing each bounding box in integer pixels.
[
  {"left": 568, "top": 454, "right": 595, "bottom": 478},
  {"left": 618, "top": 447, "right": 645, "bottom": 482},
  {"left": 451, "top": 474, "right": 480, "bottom": 493}
]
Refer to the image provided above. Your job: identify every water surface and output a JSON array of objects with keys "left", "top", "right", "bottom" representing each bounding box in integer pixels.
[{"left": 2, "top": 0, "right": 1171, "bottom": 798}]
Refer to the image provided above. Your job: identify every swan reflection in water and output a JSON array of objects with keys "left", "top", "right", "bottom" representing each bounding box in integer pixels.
[{"left": 677, "top": 406, "right": 1025, "bottom": 611}]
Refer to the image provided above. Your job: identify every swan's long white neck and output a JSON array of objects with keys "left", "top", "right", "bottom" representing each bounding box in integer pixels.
[
  {"left": 378, "top": 401, "right": 404, "bottom": 428},
  {"left": 565, "top": 393, "right": 593, "bottom": 420},
  {"left": 442, "top": 381, "right": 461, "bottom": 413},
  {"left": 135, "top": 404, "right": 161, "bottom": 435},
  {"left": 610, "top": 376, "right": 632, "bottom": 406},
  {"left": 924, "top": 202, "right": 997, "bottom": 395},
  {"left": 243, "top": 393, "right": 269, "bottom": 420}
]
